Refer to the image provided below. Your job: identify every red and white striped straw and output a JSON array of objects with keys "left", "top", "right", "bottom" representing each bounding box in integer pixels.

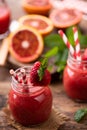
[
  {"left": 20, "top": 68, "right": 29, "bottom": 93},
  {"left": 20, "top": 68, "right": 28, "bottom": 84},
  {"left": 10, "top": 69, "right": 22, "bottom": 83},
  {"left": 73, "top": 27, "right": 81, "bottom": 60},
  {"left": 58, "top": 30, "right": 75, "bottom": 57}
]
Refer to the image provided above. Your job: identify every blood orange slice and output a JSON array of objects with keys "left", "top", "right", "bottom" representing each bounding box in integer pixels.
[
  {"left": 8, "top": 26, "right": 44, "bottom": 63},
  {"left": 19, "top": 14, "right": 54, "bottom": 36},
  {"left": 49, "top": 8, "right": 82, "bottom": 28},
  {"left": 22, "top": 0, "right": 52, "bottom": 15}
]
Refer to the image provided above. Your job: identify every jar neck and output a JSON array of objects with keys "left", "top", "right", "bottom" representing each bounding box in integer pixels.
[
  {"left": 67, "top": 50, "right": 87, "bottom": 70},
  {"left": 11, "top": 66, "right": 32, "bottom": 94},
  {"left": 11, "top": 66, "right": 45, "bottom": 94},
  {"left": 11, "top": 78, "right": 30, "bottom": 94}
]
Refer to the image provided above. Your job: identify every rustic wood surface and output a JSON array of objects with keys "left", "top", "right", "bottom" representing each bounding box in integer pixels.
[{"left": 0, "top": 0, "right": 87, "bottom": 129}]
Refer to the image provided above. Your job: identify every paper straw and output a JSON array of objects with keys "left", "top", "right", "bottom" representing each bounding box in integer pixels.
[
  {"left": 20, "top": 68, "right": 29, "bottom": 93},
  {"left": 10, "top": 69, "right": 29, "bottom": 93},
  {"left": 10, "top": 69, "right": 22, "bottom": 83},
  {"left": 73, "top": 27, "right": 81, "bottom": 60},
  {"left": 20, "top": 68, "right": 28, "bottom": 84},
  {"left": 58, "top": 30, "right": 75, "bottom": 57}
]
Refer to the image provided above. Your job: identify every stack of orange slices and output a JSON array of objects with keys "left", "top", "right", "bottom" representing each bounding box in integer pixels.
[{"left": 8, "top": 14, "right": 54, "bottom": 63}]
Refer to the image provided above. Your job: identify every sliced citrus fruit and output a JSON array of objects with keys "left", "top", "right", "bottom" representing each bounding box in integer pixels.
[
  {"left": 49, "top": 8, "right": 82, "bottom": 28},
  {"left": 19, "top": 14, "right": 54, "bottom": 36},
  {"left": 22, "top": 0, "right": 52, "bottom": 15},
  {"left": 8, "top": 26, "right": 44, "bottom": 63}
]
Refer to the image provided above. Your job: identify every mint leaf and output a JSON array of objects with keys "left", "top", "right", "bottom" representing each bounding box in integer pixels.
[
  {"left": 80, "top": 35, "right": 87, "bottom": 48},
  {"left": 38, "top": 67, "right": 44, "bottom": 81},
  {"left": 57, "top": 65, "right": 65, "bottom": 73},
  {"left": 41, "top": 57, "right": 48, "bottom": 69},
  {"left": 74, "top": 109, "right": 87, "bottom": 122},
  {"left": 44, "top": 47, "right": 58, "bottom": 58},
  {"left": 44, "top": 34, "right": 66, "bottom": 51},
  {"left": 38, "top": 58, "right": 48, "bottom": 81},
  {"left": 58, "top": 48, "right": 68, "bottom": 64},
  {"left": 55, "top": 48, "right": 68, "bottom": 72}
]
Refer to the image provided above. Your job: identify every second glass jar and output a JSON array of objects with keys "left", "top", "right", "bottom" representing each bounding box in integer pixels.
[{"left": 63, "top": 49, "right": 87, "bottom": 102}]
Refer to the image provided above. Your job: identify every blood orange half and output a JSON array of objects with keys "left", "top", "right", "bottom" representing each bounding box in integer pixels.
[
  {"left": 19, "top": 14, "right": 54, "bottom": 36},
  {"left": 22, "top": 0, "right": 52, "bottom": 15},
  {"left": 49, "top": 8, "right": 82, "bottom": 28},
  {"left": 8, "top": 26, "right": 44, "bottom": 63}
]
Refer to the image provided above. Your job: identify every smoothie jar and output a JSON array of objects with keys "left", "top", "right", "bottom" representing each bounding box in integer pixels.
[
  {"left": 8, "top": 66, "right": 52, "bottom": 126},
  {"left": 0, "top": 0, "right": 10, "bottom": 39},
  {"left": 63, "top": 49, "right": 87, "bottom": 102}
]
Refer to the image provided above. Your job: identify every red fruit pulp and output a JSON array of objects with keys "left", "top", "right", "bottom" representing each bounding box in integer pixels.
[
  {"left": 0, "top": 6, "right": 10, "bottom": 34},
  {"left": 9, "top": 84, "right": 52, "bottom": 126}
]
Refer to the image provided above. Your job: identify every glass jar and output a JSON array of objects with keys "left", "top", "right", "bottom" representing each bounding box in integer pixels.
[
  {"left": 63, "top": 50, "right": 87, "bottom": 102},
  {"left": 8, "top": 66, "right": 52, "bottom": 126},
  {"left": 0, "top": 0, "right": 10, "bottom": 39}
]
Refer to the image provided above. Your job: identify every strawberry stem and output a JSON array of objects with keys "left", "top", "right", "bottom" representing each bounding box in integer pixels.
[{"left": 38, "top": 58, "right": 48, "bottom": 81}]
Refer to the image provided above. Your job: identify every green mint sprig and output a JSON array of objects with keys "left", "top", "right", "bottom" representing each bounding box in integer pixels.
[
  {"left": 74, "top": 108, "right": 87, "bottom": 122},
  {"left": 37, "top": 58, "right": 48, "bottom": 81}
]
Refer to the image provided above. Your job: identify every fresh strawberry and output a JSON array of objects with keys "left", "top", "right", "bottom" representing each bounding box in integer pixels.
[
  {"left": 30, "top": 59, "right": 51, "bottom": 86},
  {"left": 82, "top": 48, "right": 87, "bottom": 61}
]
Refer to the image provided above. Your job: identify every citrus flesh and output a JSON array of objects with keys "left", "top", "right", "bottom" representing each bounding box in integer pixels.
[
  {"left": 19, "top": 15, "right": 54, "bottom": 36},
  {"left": 49, "top": 8, "right": 82, "bottom": 28},
  {"left": 22, "top": 0, "right": 52, "bottom": 15},
  {"left": 9, "top": 26, "right": 44, "bottom": 63}
]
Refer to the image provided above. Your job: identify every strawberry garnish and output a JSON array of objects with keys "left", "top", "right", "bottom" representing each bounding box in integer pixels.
[
  {"left": 30, "top": 58, "right": 51, "bottom": 86},
  {"left": 82, "top": 48, "right": 87, "bottom": 61}
]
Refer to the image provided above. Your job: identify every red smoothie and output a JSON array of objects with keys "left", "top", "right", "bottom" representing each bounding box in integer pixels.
[
  {"left": 0, "top": 4, "right": 10, "bottom": 34},
  {"left": 63, "top": 50, "right": 87, "bottom": 101},
  {"left": 9, "top": 67, "right": 52, "bottom": 126}
]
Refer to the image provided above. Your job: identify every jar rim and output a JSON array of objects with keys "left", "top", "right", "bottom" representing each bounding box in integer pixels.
[
  {"left": 68, "top": 49, "right": 87, "bottom": 64},
  {"left": 11, "top": 66, "right": 46, "bottom": 94},
  {"left": 12, "top": 66, "right": 33, "bottom": 86}
]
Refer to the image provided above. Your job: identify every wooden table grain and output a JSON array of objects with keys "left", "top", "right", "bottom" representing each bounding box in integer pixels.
[{"left": 0, "top": 0, "right": 87, "bottom": 130}]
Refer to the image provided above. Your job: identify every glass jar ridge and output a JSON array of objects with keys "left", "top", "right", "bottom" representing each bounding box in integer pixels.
[
  {"left": 11, "top": 66, "right": 32, "bottom": 94},
  {"left": 67, "top": 49, "right": 87, "bottom": 71}
]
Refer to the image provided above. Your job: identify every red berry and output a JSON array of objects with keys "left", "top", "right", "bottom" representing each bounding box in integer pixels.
[
  {"left": 30, "top": 61, "right": 51, "bottom": 86},
  {"left": 41, "top": 69, "right": 51, "bottom": 86},
  {"left": 82, "top": 48, "right": 87, "bottom": 61}
]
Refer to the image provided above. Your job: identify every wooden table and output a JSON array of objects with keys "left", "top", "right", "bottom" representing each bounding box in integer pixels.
[{"left": 0, "top": 0, "right": 87, "bottom": 129}]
